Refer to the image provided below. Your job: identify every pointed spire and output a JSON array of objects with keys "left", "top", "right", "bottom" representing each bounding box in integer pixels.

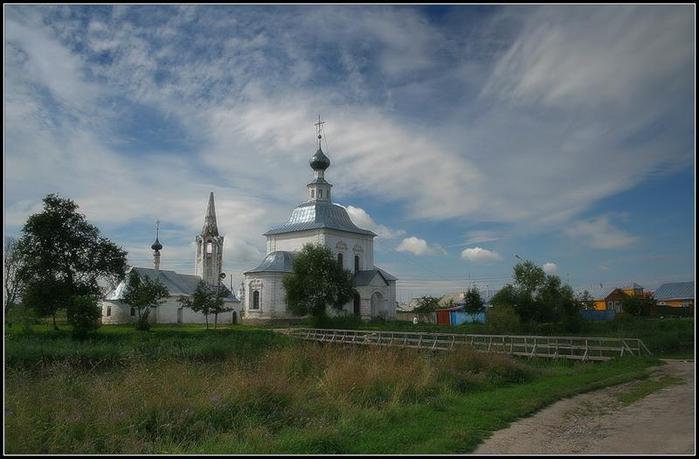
[{"left": 201, "top": 192, "right": 219, "bottom": 236}]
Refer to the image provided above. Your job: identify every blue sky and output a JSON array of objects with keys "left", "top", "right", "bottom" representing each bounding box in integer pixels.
[{"left": 4, "top": 5, "right": 695, "bottom": 301}]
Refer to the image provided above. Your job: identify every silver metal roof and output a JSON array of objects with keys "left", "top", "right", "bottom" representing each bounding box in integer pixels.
[
  {"left": 244, "top": 251, "right": 296, "bottom": 274},
  {"left": 653, "top": 282, "right": 694, "bottom": 300},
  {"left": 354, "top": 267, "right": 397, "bottom": 286},
  {"left": 105, "top": 267, "right": 238, "bottom": 301},
  {"left": 264, "top": 201, "right": 376, "bottom": 236}
]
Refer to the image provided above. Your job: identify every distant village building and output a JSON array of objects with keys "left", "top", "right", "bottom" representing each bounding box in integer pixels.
[
  {"left": 101, "top": 194, "right": 241, "bottom": 324},
  {"left": 593, "top": 282, "right": 650, "bottom": 312},
  {"left": 653, "top": 282, "right": 694, "bottom": 309},
  {"left": 242, "top": 118, "right": 397, "bottom": 322}
]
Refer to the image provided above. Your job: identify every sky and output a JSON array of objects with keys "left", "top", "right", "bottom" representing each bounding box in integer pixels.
[{"left": 4, "top": 5, "right": 695, "bottom": 302}]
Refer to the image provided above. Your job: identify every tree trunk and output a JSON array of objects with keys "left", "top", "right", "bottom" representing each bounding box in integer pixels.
[
  {"left": 205, "top": 314, "right": 209, "bottom": 330},
  {"left": 52, "top": 312, "right": 58, "bottom": 330},
  {"left": 214, "top": 313, "right": 218, "bottom": 329}
]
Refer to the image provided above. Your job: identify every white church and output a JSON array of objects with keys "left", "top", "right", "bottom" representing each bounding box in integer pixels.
[
  {"left": 241, "top": 119, "right": 397, "bottom": 322},
  {"left": 100, "top": 194, "right": 242, "bottom": 325},
  {"left": 101, "top": 118, "right": 397, "bottom": 324}
]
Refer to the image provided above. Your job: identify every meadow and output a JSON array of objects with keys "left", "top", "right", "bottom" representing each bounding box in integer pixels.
[{"left": 5, "top": 324, "right": 663, "bottom": 453}]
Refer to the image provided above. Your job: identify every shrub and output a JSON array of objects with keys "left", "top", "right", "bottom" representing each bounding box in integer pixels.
[
  {"left": 6, "top": 304, "right": 38, "bottom": 332},
  {"left": 486, "top": 305, "right": 521, "bottom": 334},
  {"left": 67, "top": 295, "right": 102, "bottom": 339}
]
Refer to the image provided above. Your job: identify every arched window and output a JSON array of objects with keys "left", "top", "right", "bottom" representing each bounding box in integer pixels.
[
  {"left": 207, "top": 241, "right": 213, "bottom": 254},
  {"left": 106, "top": 306, "right": 112, "bottom": 317},
  {"left": 130, "top": 307, "right": 135, "bottom": 317},
  {"left": 337, "top": 252, "right": 343, "bottom": 268},
  {"left": 354, "top": 255, "right": 360, "bottom": 272},
  {"left": 252, "top": 290, "right": 260, "bottom": 310},
  {"left": 311, "top": 189, "right": 315, "bottom": 198},
  {"left": 318, "top": 189, "right": 323, "bottom": 199}
]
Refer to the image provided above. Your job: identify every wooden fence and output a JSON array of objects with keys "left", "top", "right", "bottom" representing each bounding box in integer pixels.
[{"left": 275, "top": 328, "right": 652, "bottom": 361}]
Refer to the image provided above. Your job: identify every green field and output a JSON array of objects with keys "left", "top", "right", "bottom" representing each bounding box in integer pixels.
[{"left": 4, "top": 324, "right": 667, "bottom": 454}]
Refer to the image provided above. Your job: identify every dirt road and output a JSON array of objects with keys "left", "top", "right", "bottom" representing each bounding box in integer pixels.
[{"left": 474, "top": 359, "right": 695, "bottom": 454}]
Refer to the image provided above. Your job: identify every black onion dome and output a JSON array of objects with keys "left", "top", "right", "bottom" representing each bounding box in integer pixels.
[
  {"left": 151, "top": 238, "right": 162, "bottom": 251},
  {"left": 310, "top": 147, "right": 330, "bottom": 171}
]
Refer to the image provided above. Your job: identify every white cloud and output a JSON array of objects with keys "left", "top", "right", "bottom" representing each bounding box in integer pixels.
[
  {"left": 396, "top": 236, "right": 445, "bottom": 256},
  {"left": 542, "top": 262, "right": 557, "bottom": 274},
  {"left": 461, "top": 247, "right": 503, "bottom": 262},
  {"left": 564, "top": 216, "right": 640, "bottom": 249},
  {"left": 344, "top": 205, "right": 405, "bottom": 239}
]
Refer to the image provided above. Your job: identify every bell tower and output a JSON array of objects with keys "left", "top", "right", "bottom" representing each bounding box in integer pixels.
[{"left": 195, "top": 192, "right": 224, "bottom": 286}]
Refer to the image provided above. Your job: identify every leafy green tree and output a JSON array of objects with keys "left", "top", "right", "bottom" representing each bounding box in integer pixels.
[
  {"left": 122, "top": 270, "right": 169, "bottom": 330},
  {"left": 66, "top": 294, "right": 101, "bottom": 339},
  {"left": 16, "top": 194, "right": 127, "bottom": 329},
  {"left": 486, "top": 304, "right": 521, "bottom": 334},
  {"left": 178, "top": 281, "right": 231, "bottom": 329},
  {"left": 622, "top": 295, "right": 656, "bottom": 317},
  {"left": 413, "top": 296, "right": 441, "bottom": 314},
  {"left": 282, "top": 244, "right": 355, "bottom": 320},
  {"left": 463, "top": 287, "right": 485, "bottom": 315},
  {"left": 491, "top": 260, "right": 583, "bottom": 332}
]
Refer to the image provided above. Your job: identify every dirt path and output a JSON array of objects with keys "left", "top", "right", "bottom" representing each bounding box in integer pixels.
[{"left": 474, "top": 359, "right": 695, "bottom": 454}]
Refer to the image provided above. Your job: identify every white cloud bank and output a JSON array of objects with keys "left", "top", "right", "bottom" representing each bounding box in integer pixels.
[
  {"left": 461, "top": 247, "right": 503, "bottom": 262},
  {"left": 564, "top": 216, "right": 639, "bottom": 249},
  {"left": 396, "top": 237, "right": 445, "bottom": 256},
  {"left": 542, "top": 262, "right": 558, "bottom": 274}
]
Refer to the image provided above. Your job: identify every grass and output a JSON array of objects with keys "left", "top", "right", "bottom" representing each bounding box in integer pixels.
[
  {"left": 615, "top": 374, "right": 684, "bottom": 406},
  {"left": 5, "top": 324, "right": 662, "bottom": 454}
]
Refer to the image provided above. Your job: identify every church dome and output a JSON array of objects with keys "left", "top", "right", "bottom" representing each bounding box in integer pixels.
[
  {"left": 151, "top": 237, "right": 162, "bottom": 251},
  {"left": 310, "top": 147, "right": 330, "bottom": 171}
]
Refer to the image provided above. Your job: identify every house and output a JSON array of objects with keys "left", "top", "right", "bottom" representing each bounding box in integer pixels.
[
  {"left": 594, "top": 283, "right": 648, "bottom": 312},
  {"left": 653, "top": 282, "right": 694, "bottom": 309}
]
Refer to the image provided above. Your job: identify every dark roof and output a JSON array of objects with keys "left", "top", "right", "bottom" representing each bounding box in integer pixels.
[
  {"left": 654, "top": 282, "right": 694, "bottom": 300},
  {"left": 244, "top": 251, "right": 295, "bottom": 274},
  {"left": 201, "top": 192, "right": 219, "bottom": 237},
  {"left": 105, "top": 267, "right": 238, "bottom": 301},
  {"left": 264, "top": 201, "right": 375, "bottom": 236},
  {"left": 354, "top": 268, "right": 397, "bottom": 287}
]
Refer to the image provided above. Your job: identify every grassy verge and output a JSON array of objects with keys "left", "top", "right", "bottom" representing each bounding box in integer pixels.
[
  {"left": 5, "top": 323, "right": 661, "bottom": 454},
  {"left": 616, "top": 374, "right": 684, "bottom": 406}
]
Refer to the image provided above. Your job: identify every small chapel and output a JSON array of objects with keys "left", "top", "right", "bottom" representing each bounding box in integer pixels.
[
  {"left": 242, "top": 118, "right": 397, "bottom": 322},
  {"left": 100, "top": 194, "right": 242, "bottom": 325}
]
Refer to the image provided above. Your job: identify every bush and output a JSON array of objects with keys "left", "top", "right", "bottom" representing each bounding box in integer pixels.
[
  {"left": 486, "top": 305, "right": 521, "bottom": 334},
  {"left": 67, "top": 295, "right": 101, "bottom": 339},
  {"left": 6, "top": 304, "right": 38, "bottom": 332}
]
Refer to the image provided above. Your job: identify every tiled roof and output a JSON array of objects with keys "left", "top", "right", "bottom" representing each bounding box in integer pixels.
[
  {"left": 263, "top": 201, "right": 375, "bottom": 236},
  {"left": 653, "top": 282, "right": 694, "bottom": 300}
]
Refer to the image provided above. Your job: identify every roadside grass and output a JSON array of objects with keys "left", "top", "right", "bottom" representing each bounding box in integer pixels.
[
  {"left": 615, "top": 374, "right": 684, "bottom": 406},
  {"left": 5, "top": 323, "right": 660, "bottom": 454}
]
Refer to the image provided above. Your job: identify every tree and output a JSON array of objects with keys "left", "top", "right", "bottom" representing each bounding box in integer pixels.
[
  {"left": 622, "top": 295, "right": 656, "bottom": 317},
  {"left": 463, "top": 287, "right": 485, "bottom": 315},
  {"left": 414, "top": 296, "right": 441, "bottom": 314},
  {"left": 282, "top": 244, "right": 355, "bottom": 320},
  {"left": 16, "top": 194, "right": 127, "bottom": 329},
  {"left": 122, "top": 270, "right": 169, "bottom": 330},
  {"left": 4, "top": 236, "right": 25, "bottom": 315},
  {"left": 66, "top": 294, "right": 101, "bottom": 339},
  {"left": 177, "top": 281, "right": 231, "bottom": 330},
  {"left": 491, "top": 260, "right": 583, "bottom": 332}
]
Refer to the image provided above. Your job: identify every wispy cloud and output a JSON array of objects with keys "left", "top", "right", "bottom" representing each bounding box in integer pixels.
[
  {"left": 564, "top": 216, "right": 640, "bottom": 249},
  {"left": 461, "top": 247, "right": 503, "bottom": 262}
]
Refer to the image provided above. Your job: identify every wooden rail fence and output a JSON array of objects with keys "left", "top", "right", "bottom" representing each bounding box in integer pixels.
[{"left": 274, "top": 328, "right": 652, "bottom": 361}]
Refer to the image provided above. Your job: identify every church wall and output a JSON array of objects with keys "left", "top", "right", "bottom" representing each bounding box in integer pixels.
[
  {"left": 266, "top": 230, "right": 322, "bottom": 254},
  {"left": 101, "top": 298, "right": 242, "bottom": 325},
  {"left": 322, "top": 230, "right": 374, "bottom": 271}
]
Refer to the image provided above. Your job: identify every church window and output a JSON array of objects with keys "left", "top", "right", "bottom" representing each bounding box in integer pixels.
[
  {"left": 319, "top": 189, "right": 323, "bottom": 198},
  {"left": 354, "top": 255, "right": 360, "bottom": 272},
  {"left": 106, "top": 306, "right": 111, "bottom": 317},
  {"left": 252, "top": 290, "right": 260, "bottom": 310},
  {"left": 207, "top": 241, "right": 213, "bottom": 254},
  {"left": 337, "top": 252, "right": 343, "bottom": 267},
  {"left": 311, "top": 189, "right": 315, "bottom": 198},
  {"left": 130, "top": 307, "right": 135, "bottom": 317}
]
